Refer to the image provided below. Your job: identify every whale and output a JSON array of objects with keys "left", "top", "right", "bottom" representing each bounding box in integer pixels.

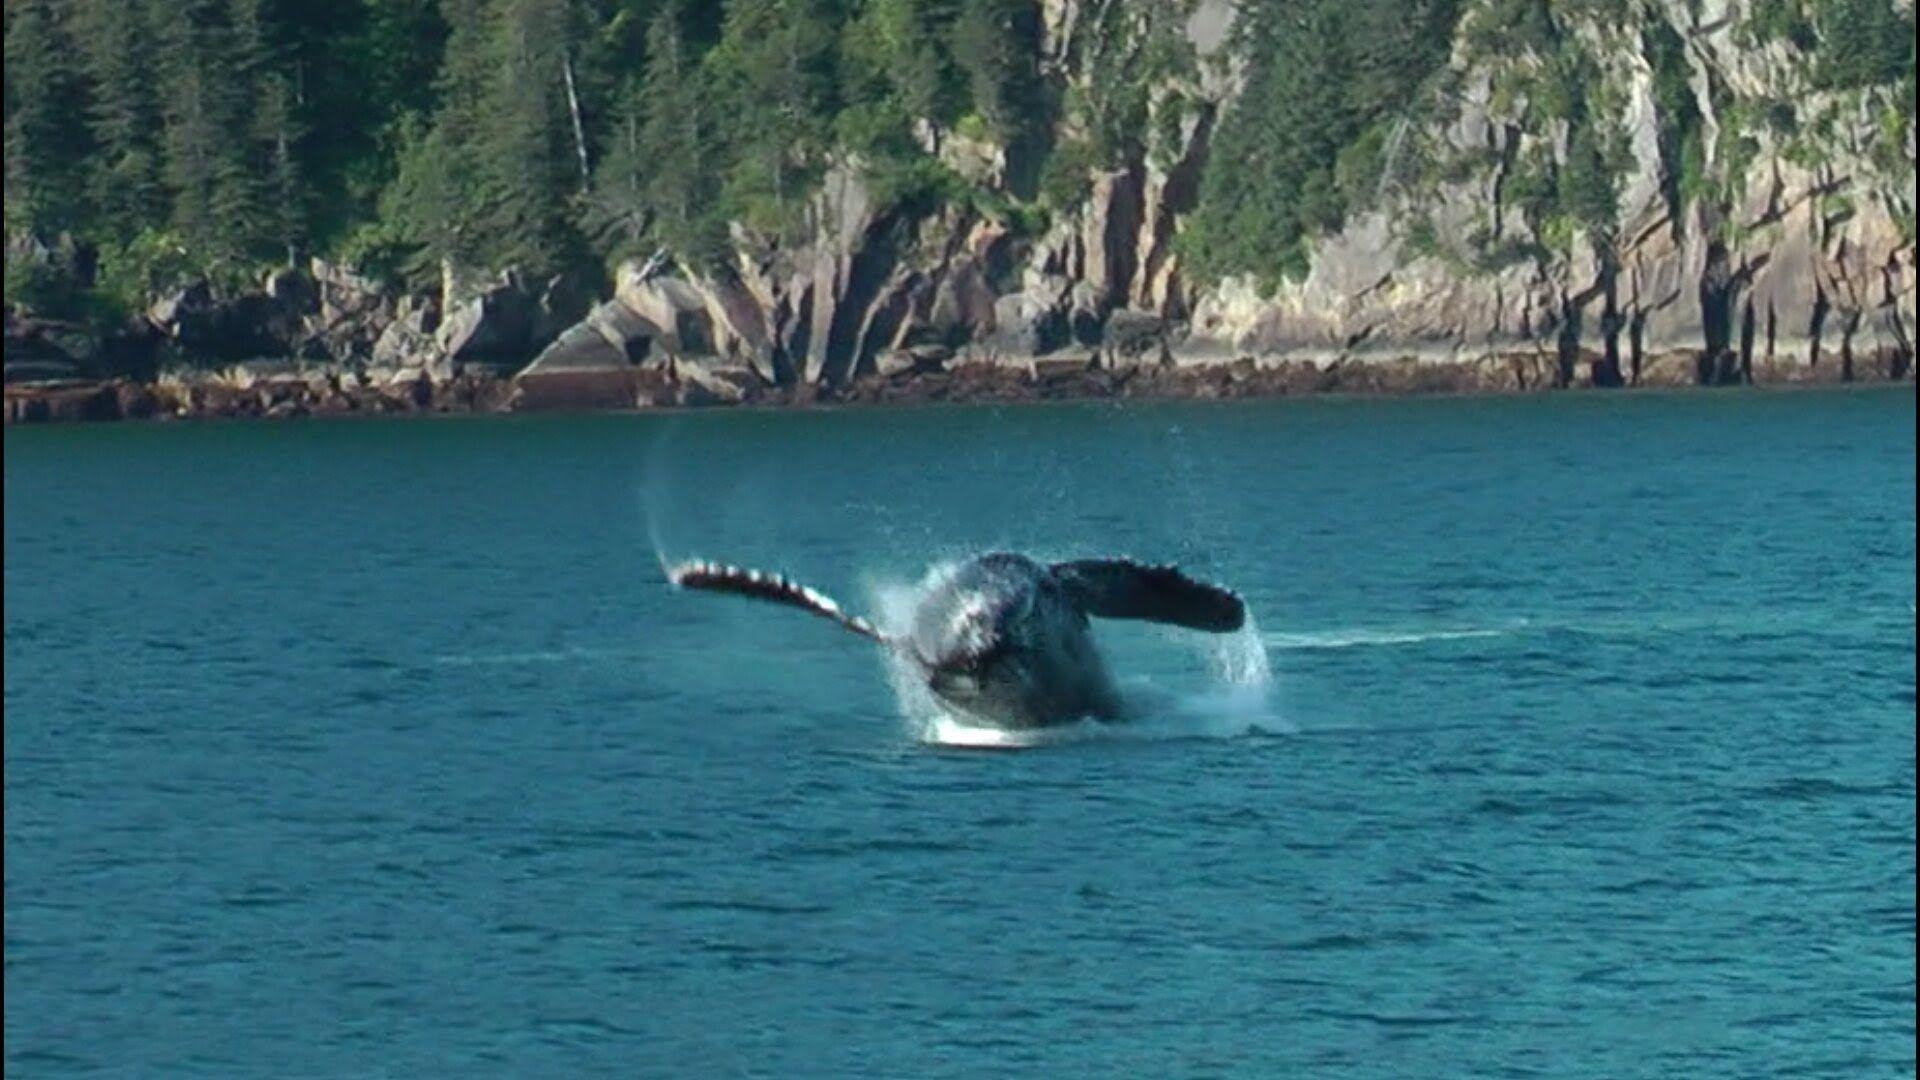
[{"left": 667, "top": 552, "right": 1246, "bottom": 728}]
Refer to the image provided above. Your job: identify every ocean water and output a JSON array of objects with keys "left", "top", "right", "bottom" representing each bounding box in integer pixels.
[{"left": 5, "top": 388, "right": 1914, "bottom": 1077}]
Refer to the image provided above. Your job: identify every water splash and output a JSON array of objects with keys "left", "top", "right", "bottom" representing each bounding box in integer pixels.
[
  {"left": 1212, "top": 611, "right": 1274, "bottom": 687},
  {"left": 641, "top": 419, "right": 685, "bottom": 577},
  {"left": 867, "top": 567, "right": 1287, "bottom": 749}
]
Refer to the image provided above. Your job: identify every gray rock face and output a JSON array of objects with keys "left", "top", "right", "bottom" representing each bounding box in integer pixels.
[
  {"left": 371, "top": 297, "right": 440, "bottom": 368},
  {"left": 436, "top": 272, "right": 539, "bottom": 368},
  {"left": 522, "top": 300, "right": 661, "bottom": 374},
  {"left": 146, "top": 280, "right": 312, "bottom": 362},
  {"left": 986, "top": 291, "right": 1070, "bottom": 358},
  {"left": 81, "top": 0, "right": 1903, "bottom": 401},
  {"left": 617, "top": 271, "right": 720, "bottom": 359},
  {"left": 1171, "top": 3, "right": 1915, "bottom": 383},
  {"left": 1100, "top": 309, "right": 1170, "bottom": 369}
]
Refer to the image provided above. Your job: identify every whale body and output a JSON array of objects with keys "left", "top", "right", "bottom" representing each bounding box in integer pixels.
[{"left": 668, "top": 552, "right": 1245, "bottom": 729}]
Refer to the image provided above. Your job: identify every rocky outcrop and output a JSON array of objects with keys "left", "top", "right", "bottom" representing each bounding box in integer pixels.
[
  {"left": 7, "top": 0, "right": 1909, "bottom": 419},
  {"left": 1175, "top": 3, "right": 1915, "bottom": 385},
  {"left": 549, "top": 0, "right": 1905, "bottom": 392}
]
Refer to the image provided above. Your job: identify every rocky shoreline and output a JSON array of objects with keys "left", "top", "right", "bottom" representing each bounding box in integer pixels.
[
  {"left": 5, "top": 342, "right": 1909, "bottom": 426},
  {"left": 7, "top": 0, "right": 1914, "bottom": 429},
  {"left": 7, "top": 239, "right": 1911, "bottom": 425}
]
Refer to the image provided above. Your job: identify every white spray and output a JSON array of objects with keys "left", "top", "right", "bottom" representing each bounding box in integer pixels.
[{"left": 867, "top": 563, "right": 1289, "bottom": 748}]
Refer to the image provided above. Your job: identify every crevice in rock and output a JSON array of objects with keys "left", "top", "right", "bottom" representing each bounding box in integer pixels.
[
  {"left": 1839, "top": 308, "right": 1860, "bottom": 383},
  {"left": 851, "top": 271, "right": 920, "bottom": 379},
  {"left": 1809, "top": 286, "right": 1829, "bottom": 371},
  {"left": 1629, "top": 310, "right": 1646, "bottom": 386},
  {"left": 783, "top": 288, "right": 814, "bottom": 386},
  {"left": 1881, "top": 260, "right": 1913, "bottom": 380},
  {"left": 1737, "top": 297, "right": 1755, "bottom": 384},
  {"left": 1697, "top": 239, "right": 1735, "bottom": 385},
  {"left": 1594, "top": 262, "right": 1624, "bottom": 387},
  {"left": 1554, "top": 298, "right": 1581, "bottom": 389}
]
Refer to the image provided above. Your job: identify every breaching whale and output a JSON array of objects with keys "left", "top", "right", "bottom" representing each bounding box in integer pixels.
[{"left": 668, "top": 552, "right": 1246, "bottom": 728}]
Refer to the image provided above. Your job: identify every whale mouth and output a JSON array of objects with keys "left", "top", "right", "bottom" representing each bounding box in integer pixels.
[{"left": 926, "top": 667, "right": 982, "bottom": 699}]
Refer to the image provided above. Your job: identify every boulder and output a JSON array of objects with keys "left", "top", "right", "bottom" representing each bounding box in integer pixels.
[
  {"left": 522, "top": 301, "right": 662, "bottom": 374},
  {"left": 310, "top": 259, "right": 387, "bottom": 320},
  {"left": 1100, "top": 309, "right": 1171, "bottom": 368},
  {"left": 534, "top": 271, "right": 597, "bottom": 344},
  {"left": 616, "top": 271, "right": 720, "bottom": 357},
  {"left": 436, "top": 273, "right": 538, "bottom": 368},
  {"left": 3, "top": 381, "right": 122, "bottom": 423},
  {"left": 263, "top": 266, "right": 317, "bottom": 311},
  {"left": 876, "top": 344, "right": 953, "bottom": 378},
  {"left": 372, "top": 296, "right": 440, "bottom": 368},
  {"left": 3, "top": 309, "right": 86, "bottom": 375},
  {"left": 4, "top": 358, "right": 83, "bottom": 384},
  {"left": 673, "top": 360, "right": 751, "bottom": 406},
  {"left": 147, "top": 281, "right": 216, "bottom": 335},
  {"left": 986, "top": 291, "right": 1070, "bottom": 357}
]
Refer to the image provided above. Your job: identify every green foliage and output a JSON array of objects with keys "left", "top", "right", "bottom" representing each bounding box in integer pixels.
[
  {"left": 1744, "top": 0, "right": 1818, "bottom": 48},
  {"left": 950, "top": 0, "right": 1043, "bottom": 148},
  {"left": 94, "top": 230, "right": 205, "bottom": 312},
  {"left": 708, "top": 0, "right": 841, "bottom": 233},
  {"left": 1645, "top": 18, "right": 1703, "bottom": 224},
  {"left": 587, "top": 2, "right": 725, "bottom": 266},
  {"left": 1038, "top": 137, "right": 1099, "bottom": 211},
  {"left": 1062, "top": 4, "right": 1195, "bottom": 171},
  {"left": 1, "top": 0, "right": 1910, "bottom": 329},
  {"left": 842, "top": 0, "right": 963, "bottom": 146},
  {"left": 5, "top": 0, "right": 95, "bottom": 235},
  {"left": 1184, "top": 0, "right": 1461, "bottom": 288},
  {"left": 1812, "top": 0, "right": 1915, "bottom": 90}
]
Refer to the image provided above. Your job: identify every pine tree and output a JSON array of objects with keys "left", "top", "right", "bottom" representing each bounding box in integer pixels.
[
  {"left": 710, "top": 0, "right": 841, "bottom": 228},
  {"left": 842, "top": 0, "right": 960, "bottom": 150},
  {"left": 4, "top": 0, "right": 96, "bottom": 235},
  {"left": 1185, "top": 0, "right": 1357, "bottom": 282},
  {"left": 1816, "top": 0, "right": 1915, "bottom": 89},
  {"left": 589, "top": 3, "right": 724, "bottom": 263},
  {"left": 72, "top": 0, "right": 166, "bottom": 243},
  {"left": 231, "top": 0, "right": 304, "bottom": 262},
  {"left": 951, "top": 0, "right": 1041, "bottom": 141},
  {"left": 155, "top": 1, "right": 261, "bottom": 271},
  {"left": 384, "top": 0, "right": 498, "bottom": 274},
  {"left": 472, "top": 0, "right": 585, "bottom": 274}
]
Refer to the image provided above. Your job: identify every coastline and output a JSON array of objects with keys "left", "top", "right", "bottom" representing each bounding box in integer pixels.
[{"left": 4, "top": 348, "right": 1912, "bottom": 426}]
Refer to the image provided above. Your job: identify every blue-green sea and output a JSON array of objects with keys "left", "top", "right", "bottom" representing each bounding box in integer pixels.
[{"left": 5, "top": 389, "right": 1915, "bottom": 1077}]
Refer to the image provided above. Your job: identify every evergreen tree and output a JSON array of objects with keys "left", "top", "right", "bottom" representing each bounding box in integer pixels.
[
  {"left": 474, "top": 0, "right": 587, "bottom": 274},
  {"left": 1185, "top": 1, "right": 1355, "bottom": 282},
  {"left": 156, "top": 1, "right": 263, "bottom": 271},
  {"left": 1815, "top": 0, "right": 1916, "bottom": 89},
  {"left": 842, "top": 0, "right": 961, "bottom": 152},
  {"left": 590, "top": 2, "right": 723, "bottom": 263},
  {"left": 4, "top": 0, "right": 95, "bottom": 235},
  {"left": 1184, "top": 0, "right": 1461, "bottom": 286},
  {"left": 72, "top": 0, "right": 166, "bottom": 243},
  {"left": 231, "top": 0, "right": 305, "bottom": 261},
  {"left": 951, "top": 0, "right": 1040, "bottom": 140},
  {"left": 710, "top": 0, "right": 840, "bottom": 228},
  {"left": 384, "top": 0, "right": 498, "bottom": 274}
]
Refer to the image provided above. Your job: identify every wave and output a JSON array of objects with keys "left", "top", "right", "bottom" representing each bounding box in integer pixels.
[
  {"left": 431, "top": 646, "right": 645, "bottom": 667},
  {"left": 1265, "top": 625, "right": 1517, "bottom": 650},
  {"left": 920, "top": 682, "right": 1292, "bottom": 750}
]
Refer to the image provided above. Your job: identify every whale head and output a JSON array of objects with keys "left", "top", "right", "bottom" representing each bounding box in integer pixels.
[{"left": 907, "top": 554, "right": 1070, "bottom": 724}]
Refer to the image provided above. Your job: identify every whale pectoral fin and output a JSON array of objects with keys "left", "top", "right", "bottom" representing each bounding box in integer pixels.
[
  {"left": 668, "top": 560, "right": 887, "bottom": 643},
  {"left": 1051, "top": 559, "right": 1246, "bottom": 633}
]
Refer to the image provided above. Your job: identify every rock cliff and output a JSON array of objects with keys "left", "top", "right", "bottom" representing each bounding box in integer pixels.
[
  {"left": 520, "top": 0, "right": 1912, "bottom": 400},
  {"left": 6, "top": 0, "right": 1910, "bottom": 415}
]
